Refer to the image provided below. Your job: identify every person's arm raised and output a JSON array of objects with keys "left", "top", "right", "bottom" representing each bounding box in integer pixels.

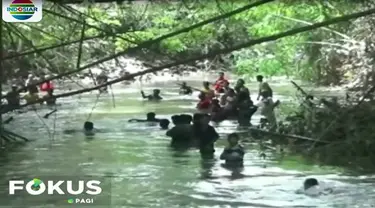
[{"left": 140, "top": 91, "right": 148, "bottom": 99}]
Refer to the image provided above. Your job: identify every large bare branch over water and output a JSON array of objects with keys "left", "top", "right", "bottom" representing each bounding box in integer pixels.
[{"left": 2, "top": 7, "right": 374, "bottom": 114}]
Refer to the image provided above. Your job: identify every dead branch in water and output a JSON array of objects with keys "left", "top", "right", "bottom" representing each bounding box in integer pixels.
[{"left": 2, "top": 7, "right": 375, "bottom": 114}]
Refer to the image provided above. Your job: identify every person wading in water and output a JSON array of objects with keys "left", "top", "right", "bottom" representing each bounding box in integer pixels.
[
  {"left": 141, "top": 89, "right": 163, "bottom": 101},
  {"left": 194, "top": 114, "right": 219, "bottom": 159},
  {"left": 234, "top": 79, "right": 250, "bottom": 98},
  {"left": 5, "top": 85, "right": 20, "bottom": 109},
  {"left": 179, "top": 82, "right": 193, "bottom": 95},
  {"left": 214, "top": 72, "right": 229, "bottom": 94},
  {"left": 256, "top": 75, "right": 273, "bottom": 100}
]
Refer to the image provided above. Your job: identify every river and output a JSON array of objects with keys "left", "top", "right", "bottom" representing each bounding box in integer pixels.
[{"left": 1, "top": 72, "right": 375, "bottom": 208}]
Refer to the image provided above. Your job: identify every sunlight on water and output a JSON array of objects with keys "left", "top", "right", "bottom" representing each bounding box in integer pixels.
[{"left": 1, "top": 75, "right": 375, "bottom": 208}]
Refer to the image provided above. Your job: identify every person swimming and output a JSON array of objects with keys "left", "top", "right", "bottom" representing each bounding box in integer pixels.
[
  {"left": 83, "top": 121, "right": 96, "bottom": 136},
  {"left": 159, "top": 119, "right": 170, "bottom": 130},
  {"left": 179, "top": 82, "right": 193, "bottom": 95},
  {"left": 141, "top": 89, "right": 163, "bottom": 101},
  {"left": 128, "top": 112, "right": 161, "bottom": 122},
  {"left": 304, "top": 178, "right": 319, "bottom": 190},
  {"left": 63, "top": 121, "right": 99, "bottom": 136},
  {"left": 220, "top": 133, "right": 245, "bottom": 167},
  {"left": 297, "top": 178, "right": 333, "bottom": 196}
]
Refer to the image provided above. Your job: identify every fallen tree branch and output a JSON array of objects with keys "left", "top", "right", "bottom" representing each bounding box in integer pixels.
[
  {"left": 249, "top": 127, "right": 330, "bottom": 143},
  {"left": 2, "top": 7, "right": 375, "bottom": 114},
  {"left": 272, "top": 13, "right": 353, "bottom": 40},
  {"left": 20, "top": 0, "right": 275, "bottom": 91}
]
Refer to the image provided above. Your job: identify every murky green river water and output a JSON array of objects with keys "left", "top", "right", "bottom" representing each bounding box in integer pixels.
[{"left": 1, "top": 75, "right": 375, "bottom": 208}]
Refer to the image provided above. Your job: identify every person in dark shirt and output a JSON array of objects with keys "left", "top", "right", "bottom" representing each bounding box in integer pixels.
[
  {"left": 179, "top": 114, "right": 193, "bottom": 124},
  {"left": 159, "top": 119, "right": 170, "bottom": 130},
  {"left": 234, "top": 79, "right": 250, "bottom": 97},
  {"left": 194, "top": 113, "right": 219, "bottom": 158},
  {"left": 141, "top": 89, "right": 162, "bottom": 101},
  {"left": 128, "top": 112, "right": 161, "bottom": 122},
  {"left": 220, "top": 133, "right": 245, "bottom": 167},
  {"left": 167, "top": 115, "right": 194, "bottom": 149},
  {"left": 5, "top": 85, "right": 20, "bottom": 107},
  {"left": 179, "top": 82, "right": 193, "bottom": 95},
  {"left": 236, "top": 91, "right": 257, "bottom": 126},
  {"left": 42, "top": 89, "right": 56, "bottom": 105}
]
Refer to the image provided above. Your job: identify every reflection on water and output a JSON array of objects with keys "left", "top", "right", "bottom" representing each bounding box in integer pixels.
[{"left": 1, "top": 77, "right": 375, "bottom": 208}]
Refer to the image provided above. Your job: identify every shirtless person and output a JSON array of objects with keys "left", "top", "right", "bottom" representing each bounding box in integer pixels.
[
  {"left": 256, "top": 75, "right": 273, "bottom": 100},
  {"left": 141, "top": 89, "right": 163, "bottom": 101}
]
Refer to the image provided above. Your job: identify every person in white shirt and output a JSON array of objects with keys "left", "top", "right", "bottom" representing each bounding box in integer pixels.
[
  {"left": 258, "top": 91, "right": 280, "bottom": 131},
  {"left": 256, "top": 75, "right": 273, "bottom": 100}
]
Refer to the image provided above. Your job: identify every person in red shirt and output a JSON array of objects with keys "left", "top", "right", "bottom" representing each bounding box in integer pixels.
[
  {"left": 214, "top": 72, "right": 229, "bottom": 93},
  {"left": 40, "top": 75, "right": 54, "bottom": 92},
  {"left": 197, "top": 92, "right": 211, "bottom": 110}
]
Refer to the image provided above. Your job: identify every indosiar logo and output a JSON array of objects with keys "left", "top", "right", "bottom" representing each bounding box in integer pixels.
[{"left": 2, "top": 0, "right": 42, "bottom": 22}]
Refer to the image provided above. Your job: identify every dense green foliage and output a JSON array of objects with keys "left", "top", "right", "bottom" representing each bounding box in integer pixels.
[{"left": 1, "top": 1, "right": 368, "bottom": 84}]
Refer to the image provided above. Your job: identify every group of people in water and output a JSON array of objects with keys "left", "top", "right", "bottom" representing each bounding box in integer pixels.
[
  {"left": 1, "top": 74, "right": 57, "bottom": 112},
  {"left": 79, "top": 73, "right": 279, "bottom": 168},
  {"left": 140, "top": 72, "right": 279, "bottom": 130}
]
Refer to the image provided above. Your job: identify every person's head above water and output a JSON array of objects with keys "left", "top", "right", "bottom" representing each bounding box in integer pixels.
[
  {"left": 212, "top": 99, "right": 219, "bottom": 106},
  {"left": 256, "top": 75, "right": 264, "bottom": 82},
  {"left": 146, "top": 112, "right": 156, "bottom": 120},
  {"left": 306, "top": 95, "right": 314, "bottom": 100},
  {"left": 236, "top": 79, "right": 245, "bottom": 87},
  {"left": 198, "top": 92, "right": 206, "bottom": 100},
  {"left": 153, "top": 89, "right": 160, "bottom": 95},
  {"left": 180, "top": 114, "right": 192, "bottom": 124},
  {"left": 203, "top": 81, "right": 210, "bottom": 88},
  {"left": 84, "top": 121, "right": 94, "bottom": 131},
  {"left": 159, "top": 119, "right": 170, "bottom": 129},
  {"left": 304, "top": 178, "right": 318, "bottom": 190},
  {"left": 199, "top": 113, "right": 211, "bottom": 126},
  {"left": 11, "top": 85, "right": 17, "bottom": 91},
  {"left": 227, "top": 89, "right": 235, "bottom": 96},
  {"left": 171, "top": 115, "right": 182, "bottom": 125},
  {"left": 219, "top": 72, "right": 224, "bottom": 78},
  {"left": 227, "top": 133, "right": 240, "bottom": 146},
  {"left": 193, "top": 113, "right": 204, "bottom": 125},
  {"left": 181, "top": 82, "right": 187, "bottom": 87}
]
